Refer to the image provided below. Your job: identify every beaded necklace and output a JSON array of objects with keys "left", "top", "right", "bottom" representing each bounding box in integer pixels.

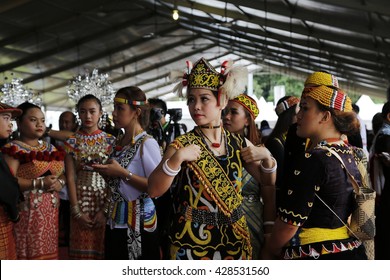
[
  {"left": 198, "top": 127, "right": 223, "bottom": 148},
  {"left": 319, "top": 134, "right": 348, "bottom": 146}
]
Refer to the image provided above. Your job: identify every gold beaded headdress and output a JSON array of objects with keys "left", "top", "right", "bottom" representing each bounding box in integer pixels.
[
  {"left": 171, "top": 57, "right": 247, "bottom": 105},
  {"left": 304, "top": 71, "right": 339, "bottom": 88},
  {"left": 231, "top": 94, "right": 259, "bottom": 119},
  {"left": 275, "top": 96, "right": 300, "bottom": 116},
  {"left": 302, "top": 85, "right": 352, "bottom": 112}
]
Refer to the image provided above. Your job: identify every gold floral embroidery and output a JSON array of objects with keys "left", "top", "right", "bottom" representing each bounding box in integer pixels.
[
  {"left": 288, "top": 189, "right": 293, "bottom": 195},
  {"left": 294, "top": 170, "right": 301, "bottom": 175}
]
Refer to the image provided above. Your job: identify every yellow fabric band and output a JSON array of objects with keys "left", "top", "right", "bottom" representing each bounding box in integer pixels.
[{"left": 299, "top": 226, "right": 350, "bottom": 245}]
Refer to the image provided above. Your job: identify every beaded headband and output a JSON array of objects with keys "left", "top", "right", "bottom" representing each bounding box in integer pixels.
[
  {"left": 231, "top": 94, "right": 259, "bottom": 119},
  {"left": 275, "top": 96, "right": 300, "bottom": 116},
  {"left": 302, "top": 86, "right": 352, "bottom": 112},
  {"left": 304, "top": 71, "right": 339, "bottom": 88},
  {"left": 114, "top": 97, "right": 148, "bottom": 106}
]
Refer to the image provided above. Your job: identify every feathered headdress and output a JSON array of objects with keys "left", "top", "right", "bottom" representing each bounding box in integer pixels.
[
  {"left": 171, "top": 57, "right": 247, "bottom": 104},
  {"left": 219, "top": 60, "right": 248, "bottom": 100}
]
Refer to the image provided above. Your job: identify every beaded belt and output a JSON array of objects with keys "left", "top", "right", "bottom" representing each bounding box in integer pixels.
[{"left": 181, "top": 205, "right": 243, "bottom": 226}]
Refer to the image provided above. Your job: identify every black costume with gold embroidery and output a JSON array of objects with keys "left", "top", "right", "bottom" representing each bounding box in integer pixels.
[
  {"left": 278, "top": 143, "right": 366, "bottom": 259},
  {"left": 168, "top": 129, "right": 252, "bottom": 260}
]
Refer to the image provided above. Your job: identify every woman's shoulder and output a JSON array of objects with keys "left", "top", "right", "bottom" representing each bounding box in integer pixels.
[
  {"left": 172, "top": 130, "right": 195, "bottom": 144},
  {"left": 142, "top": 134, "right": 159, "bottom": 147},
  {"left": 310, "top": 144, "right": 356, "bottom": 168}
]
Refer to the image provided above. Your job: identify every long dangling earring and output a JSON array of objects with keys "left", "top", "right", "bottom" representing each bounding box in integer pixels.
[
  {"left": 131, "top": 119, "right": 137, "bottom": 145},
  {"left": 76, "top": 113, "right": 82, "bottom": 127},
  {"left": 98, "top": 117, "right": 102, "bottom": 129},
  {"left": 99, "top": 112, "right": 107, "bottom": 130},
  {"left": 244, "top": 126, "right": 248, "bottom": 137}
]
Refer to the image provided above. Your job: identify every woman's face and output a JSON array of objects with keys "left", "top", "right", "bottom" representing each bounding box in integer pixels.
[
  {"left": 78, "top": 99, "right": 102, "bottom": 130},
  {"left": 112, "top": 94, "right": 138, "bottom": 129},
  {"left": 17, "top": 107, "right": 46, "bottom": 139},
  {"left": 223, "top": 101, "right": 249, "bottom": 135},
  {"left": 187, "top": 89, "right": 223, "bottom": 126},
  {"left": 296, "top": 96, "right": 325, "bottom": 139},
  {"left": 0, "top": 112, "right": 13, "bottom": 139}
]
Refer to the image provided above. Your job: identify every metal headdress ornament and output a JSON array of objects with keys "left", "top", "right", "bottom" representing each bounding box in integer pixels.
[
  {"left": 67, "top": 68, "right": 116, "bottom": 106},
  {"left": 0, "top": 76, "right": 43, "bottom": 107}
]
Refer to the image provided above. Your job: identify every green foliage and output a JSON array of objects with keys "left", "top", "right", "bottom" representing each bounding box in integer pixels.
[
  {"left": 252, "top": 73, "right": 303, "bottom": 102},
  {"left": 252, "top": 72, "right": 386, "bottom": 104}
]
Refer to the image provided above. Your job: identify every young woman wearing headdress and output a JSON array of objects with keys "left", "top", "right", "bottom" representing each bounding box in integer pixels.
[
  {"left": 262, "top": 76, "right": 369, "bottom": 260},
  {"left": 283, "top": 71, "right": 341, "bottom": 197},
  {"left": 148, "top": 58, "right": 276, "bottom": 260},
  {"left": 223, "top": 94, "right": 276, "bottom": 259},
  {"left": 92, "top": 86, "right": 162, "bottom": 260},
  {"left": 64, "top": 95, "right": 115, "bottom": 259},
  {"left": 0, "top": 102, "right": 22, "bottom": 259},
  {"left": 3, "top": 102, "right": 66, "bottom": 259},
  {"left": 265, "top": 95, "right": 300, "bottom": 206}
]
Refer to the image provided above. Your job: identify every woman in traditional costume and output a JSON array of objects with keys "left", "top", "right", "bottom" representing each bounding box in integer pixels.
[
  {"left": 0, "top": 102, "right": 22, "bottom": 260},
  {"left": 148, "top": 57, "right": 276, "bottom": 260},
  {"left": 3, "top": 102, "right": 65, "bottom": 259},
  {"left": 93, "top": 86, "right": 161, "bottom": 260},
  {"left": 222, "top": 94, "right": 276, "bottom": 259},
  {"left": 64, "top": 94, "right": 115, "bottom": 259},
  {"left": 262, "top": 72, "right": 369, "bottom": 260}
]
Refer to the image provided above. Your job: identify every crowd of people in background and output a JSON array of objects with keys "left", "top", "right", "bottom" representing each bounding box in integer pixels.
[{"left": 0, "top": 57, "right": 389, "bottom": 260}]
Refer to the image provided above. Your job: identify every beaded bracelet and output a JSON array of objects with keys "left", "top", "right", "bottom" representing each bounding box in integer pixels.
[
  {"left": 162, "top": 159, "right": 181, "bottom": 177},
  {"left": 260, "top": 157, "right": 277, "bottom": 173},
  {"left": 263, "top": 221, "right": 275, "bottom": 226},
  {"left": 57, "top": 178, "right": 65, "bottom": 188},
  {"left": 39, "top": 177, "right": 45, "bottom": 190}
]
